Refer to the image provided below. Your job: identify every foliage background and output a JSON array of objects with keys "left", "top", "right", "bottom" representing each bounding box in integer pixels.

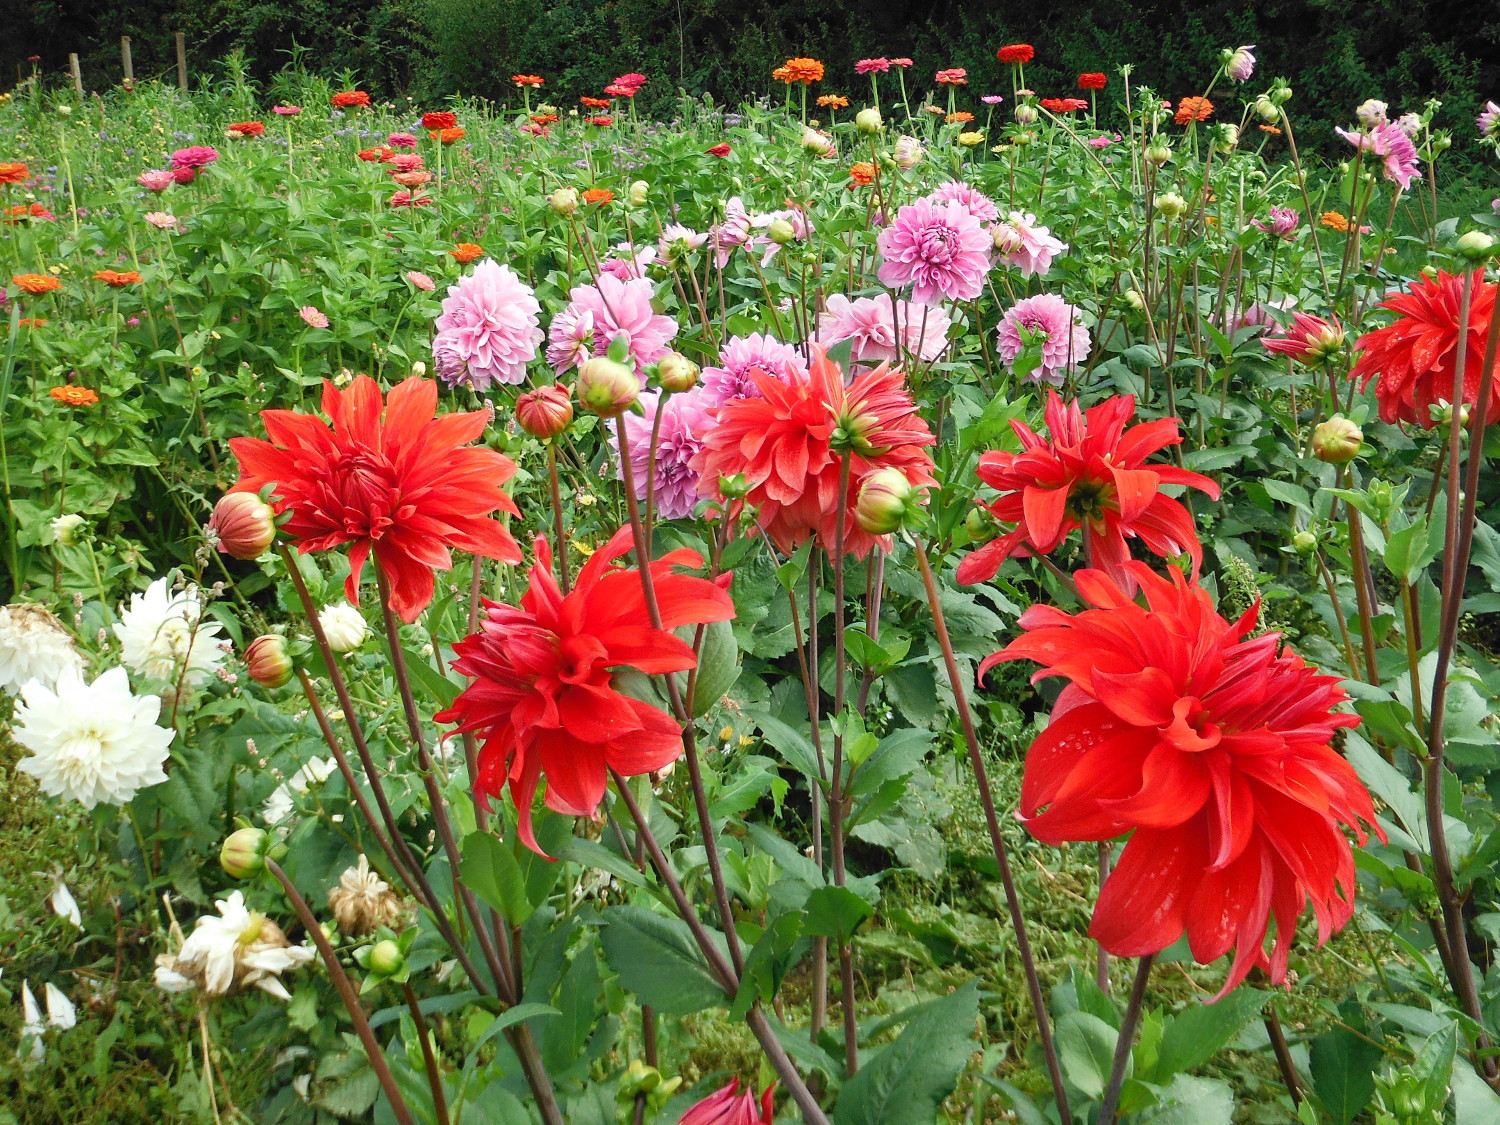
[{"left": 2, "top": 0, "right": 1499, "bottom": 158}]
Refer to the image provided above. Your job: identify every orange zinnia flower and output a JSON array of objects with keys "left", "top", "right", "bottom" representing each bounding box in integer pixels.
[
  {"left": 3, "top": 203, "right": 52, "bottom": 224},
  {"left": 227, "top": 121, "right": 265, "bottom": 137},
  {"left": 1174, "top": 96, "right": 1214, "bottom": 124},
  {"left": 331, "top": 91, "right": 371, "bottom": 108},
  {"left": 1259, "top": 124, "right": 1282, "bottom": 135},
  {"left": 511, "top": 74, "right": 544, "bottom": 87},
  {"left": 451, "top": 242, "right": 484, "bottom": 263},
  {"left": 581, "top": 188, "right": 614, "bottom": 205},
  {"left": 777, "top": 58, "right": 825, "bottom": 85},
  {"left": 49, "top": 386, "right": 99, "bottom": 406},
  {"left": 94, "top": 269, "right": 142, "bottom": 287},
  {"left": 0, "top": 162, "right": 30, "bottom": 184},
  {"left": 946, "top": 111, "right": 975, "bottom": 124},
  {"left": 816, "top": 94, "right": 849, "bottom": 109},
  {"left": 433, "top": 127, "right": 466, "bottom": 144},
  {"left": 13, "top": 273, "right": 61, "bottom": 295},
  {"left": 17, "top": 318, "right": 46, "bottom": 328},
  {"left": 580, "top": 96, "right": 611, "bottom": 108},
  {"left": 529, "top": 114, "right": 559, "bottom": 125},
  {"left": 849, "top": 162, "right": 875, "bottom": 185},
  {"left": 1320, "top": 212, "right": 1351, "bottom": 233}
]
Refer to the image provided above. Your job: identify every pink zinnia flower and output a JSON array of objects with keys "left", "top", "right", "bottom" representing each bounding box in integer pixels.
[
  {"left": 137, "top": 170, "right": 173, "bottom": 192},
  {"left": 678, "top": 1079, "right": 775, "bottom": 1125},
  {"left": 876, "top": 197, "right": 991, "bottom": 304},
  {"left": 549, "top": 275, "right": 677, "bottom": 374},
  {"left": 990, "top": 211, "right": 1067, "bottom": 278},
  {"left": 710, "top": 197, "right": 753, "bottom": 268},
  {"left": 1335, "top": 121, "right": 1420, "bottom": 192},
  {"left": 170, "top": 167, "right": 197, "bottom": 185},
  {"left": 272, "top": 105, "right": 302, "bottom": 116},
  {"left": 1225, "top": 45, "right": 1256, "bottom": 84},
  {"left": 432, "top": 259, "right": 543, "bottom": 388},
  {"left": 406, "top": 270, "right": 435, "bottom": 291},
  {"left": 169, "top": 146, "right": 219, "bottom": 170},
  {"left": 699, "top": 332, "right": 809, "bottom": 408},
  {"left": 610, "top": 390, "right": 713, "bottom": 520},
  {"left": 388, "top": 132, "right": 419, "bottom": 148},
  {"left": 818, "top": 293, "right": 952, "bottom": 364},
  {"left": 520, "top": 123, "right": 550, "bottom": 138},
  {"left": 388, "top": 153, "right": 424, "bottom": 172},
  {"left": 935, "top": 68, "right": 968, "bottom": 86},
  {"left": 299, "top": 306, "right": 330, "bottom": 329},
  {"left": 891, "top": 58, "right": 913, "bottom": 68},
  {"left": 855, "top": 58, "right": 891, "bottom": 74},
  {"left": 1478, "top": 101, "right": 1500, "bottom": 141},
  {"left": 926, "top": 181, "right": 999, "bottom": 223},
  {"left": 996, "top": 294, "right": 1091, "bottom": 386},
  {"left": 389, "top": 190, "right": 432, "bottom": 208},
  {"left": 143, "top": 211, "right": 179, "bottom": 231},
  {"left": 1252, "top": 206, "right": 1301, "bottom": 239},
  {"left": 980, "top": 95, "right": 1005, "bottom": 105}
]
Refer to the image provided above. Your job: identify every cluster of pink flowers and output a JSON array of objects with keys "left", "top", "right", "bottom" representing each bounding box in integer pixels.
[
  {"left": 546, "top": 275, "right": 677, "bottom": 374},
  {"left": 271, "top": 104, "right": 302, "bottom": 116},
  {"left": 432, "top": 259, "right": 544, "bottom": 389},
  {"left": 1335, "top": 118, "right": 1421, "bottom": 192}
]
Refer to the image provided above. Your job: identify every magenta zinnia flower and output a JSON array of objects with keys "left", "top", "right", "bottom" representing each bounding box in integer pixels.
[
  {"left": 548, "top": 275, "right": 677, "bottom": 374},
  {"left": 990, "top": 210, "right": 1067, "bottom": 278},
  {"left": 996, "top": 294, "right": 1091, "bottom": 386},
  {"left": 876, "top": 197, "right": 992, "bottom": 304},
  {"left": 926, "top": 181, "right": 1000, "bottom": 223},
  {"left": 431, "top": 259, "right": 543, "bottom": 389},
  {"left": 818, "top": 293, "right": 952, "bottom": 364},
  {"left": 699, "top": 333, "right": 808, "bottom": 408},
  {"left": 1335, "top": 121, "right": 1420, "bottom": 192},
  {"left": 169, "top": 146, "right": 219, "bottom": 170},
  {"left": 388, "top": 132, "right": 419, "bottom": 148},
  {"left": 272, "top": 105, "right": 302, "bottom": 116},
  {"left": 855, "top": 58, "right": 891, "bottom": 75},
  {"left": 610, "top": 390, "right": 713, "bottom": 520}
]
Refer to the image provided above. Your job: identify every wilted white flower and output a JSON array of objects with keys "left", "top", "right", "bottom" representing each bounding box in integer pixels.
[
  {"left": 113, "top": 576, "right": 225, "bottom": 687},
  {"left": 159, "top": 890, "right": 314, "bottom": 1001},
  {"left": 51, "top": 880, "right": 81, "bottom": 928},
  {"left": 14, "top": 667, "right": 173, "bottom": 808},
  {"left": 262, "top": 756, "right": 338, "bottom": 827},
  {"left": 0, "top": 603, "right": 84, "bottom": 696},
  {"left": 318, "top": 603, "right": 368, "bottom": 652},
  {"left": 43, "top": 983, "right": 75, "bottom": 1030},
  {"left": 49, "top": 513, "right": 85, "bottom": 545},
  {"left": 19, "top": 981, "right": 44, "bottom": 1062},
  {"left": 328, "top": 854, "right": 407, "bottom": 936}
]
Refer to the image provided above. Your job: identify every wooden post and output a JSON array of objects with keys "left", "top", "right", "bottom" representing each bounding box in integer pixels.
[
  {"left": 175, "top": 33, "right": 188, "bottom": 92},
  {"left": 120, "top": 36, "right": 133, "bottom": 82},
  {"left": 68, "top": 53, "right": 83, "bottom": 95}
]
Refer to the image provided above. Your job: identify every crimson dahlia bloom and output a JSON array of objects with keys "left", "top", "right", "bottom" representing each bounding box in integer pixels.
[
  {"left": 983, "top": 563, "right": 1378, "bottom": 995},
  {"left": 1351, "top": 271, "right": 1499, "bottom": 427},
  {"left": 957, "top": 392, "right": 1218, "bottom": 588},
  {"left": 691, "top": 347, "right": 935, "bottom": 559},
  {"left": 438, "top": 528, "right": 735, "bottom": 854},
  {"left": 679, "top": 1079, "right": 776, "bottom": 1125},
  {"left": 228, "top": 376, "right": 522, "bottom": 622}
]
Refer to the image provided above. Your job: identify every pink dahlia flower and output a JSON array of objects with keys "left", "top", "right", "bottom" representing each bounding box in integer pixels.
[
  {"left": 598, "top": 242, "right": 657, "bottom": 280},
  {"left": 1479, "top": 101, "right": 1500, "bottom": 141},
  {"left": 137, "top": 170, "right": 174, "bottom": 192},
  {"left": 1355, "top": 99, "right": 1388, "bottom": 128},
  {"left": 990, "top": 211, "right": 1067, "bottom": 278},
  {"left": 926, "top": 181, "right": 1000, "bottom": 223},
  {"left": 432, "top": 259, "right": 543, "bottom": 389},
  {"left": 548, "top": 274, "right": 677, "bottom": 374},
  {"left": 996, "top": 294, "right": 1091, "bottom": 386},
  {"left": 1335, "top": 121, "right": 1420, "bottom": 192},
  {"left": 659, "top": 223, "right": 709, "bottom": 261},
  {"left": 1225, "top": 45, "right": 1256, "bottom": 84},
  {"left": 1252, "top": 206, "right": 1301, "bottom": 239},
  {"left": 169, "top": 146, "right": 219, "bottom": 170},
  {"left": 818, "top": 293, "right": 952, "bottom": 364},
  {"left": 699, "top": 333, "right": 809, "bottom": 408},
  {"left": 876, "top": 197, "right": 992, "bottom": 304},
  {"left": 855, "top": 58, "right": 891, "bottom": 75},
  {"left": 299, "top": 306, "right": 330, "bottom": 329},
  {"left": 710, "top": 197, "right": 753, "bottom": 268},
  {"left": 611, "top": 389, "right": 713, "bottom": 520},
  {"left": 407, "top": 270, "right": 436, "bottom": 291}
]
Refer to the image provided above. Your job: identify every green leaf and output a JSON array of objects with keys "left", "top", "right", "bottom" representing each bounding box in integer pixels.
[
  {"left": 803, "top": 886, "right": 874, "bottom": 942},
  {"left": 1149, "top": 987, "right": 1267, "bottom": 1082},
  {"left": 1309, "top": 1025, "right": 1381, "bottom": 1125},
  {"left": 599, "top": 905, "right": 727, "bottom": 1015},
  {"left": 1055, "top": 1010, "right": 1119, "bottom": 1101},
  {"left": 369, "top": 989, "right": 483, "bottom": 1029},
  {"left": 559, "top": 837, "right": 648, "bottom": 888},
  {"left": 1131, "top": 1075, "right": 1234, "bottom": 1125},
  {"left": 1412, "top": 1022, "right": 1457, "bottom": 1115},
  {"left": 750, "top": 711, "right": 822, "bottom": 781},
  {"left": 460, "top": 830, "right": 533, "bottom": 924},
  {"left": 1383, "top": 518, "right": 1438, "bottom": 583},
  {"left": 1262, "top": 478, "right": 1312, "bottom": 512},
  {"left": 464, "top": 1002, "right": 563, "bottom": 1062},
  {"left": 831, "top": 981, "right": 979, "bottom": 1125}
]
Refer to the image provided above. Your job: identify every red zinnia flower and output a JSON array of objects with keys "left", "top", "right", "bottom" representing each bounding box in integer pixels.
[
  {"left": 957, "top": 392, "right": 1219, "bottom": 590},
  {"left": 433, "top": 127, "right": 466, "bottom": 144},
  {"left": 358, "top": 146, "right": 394, "bottom": 163},
  {"left": 982, "top": 563, "right": 1378, "bottom": 996},
  {"left": 678, "top": 1079, "right": 776, "bottom": 1125},
  {"left": 421, "top": 111, "right": 458, "bottom": 130},
  {"left": 691, "top": 346, "right": 935, "bottom": 559},
  {"left": 1040, "top": 98, "right": 1088, "bottom": 113},
  {"left": 997, "top": 44, "right": 1035, "bottom": 65},
  {"left": 227, "top": 121, "right": 265, "bottom": 137},
  {"left": 0, "top": 162, "right": 30, "bottom": 185},
  {"left": 1350, "top": 271, "right": 1500, "bottom": 428},
  {"left": 511, "top": 74, "right": 544, "bottom": 87},
  {"left": 332, "top": 91, "right": 371, "bottom": 108},
  {"left": 1077, "top": 73, "right": 1107, "bottom": 90},
  {"left": 706, "top": 142, "right": 731, "bottom": 157},
  {"left": 587, "top": 116, "right": 614, "bottom": 127},
  {"left": 437, "top": 527, "right": 735, "bottom": 854},
  {"left": 227, "top": 376, "right": 523, "bottom": 623},
  {"left": 581, "top": 188, "right": 614, "bottom": 204}
]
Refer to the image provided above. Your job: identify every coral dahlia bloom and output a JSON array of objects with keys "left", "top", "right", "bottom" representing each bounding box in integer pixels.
[
  {"left": 678, "top": 1079, "right": 776, "bottom": 1125},
  {"left": 981, "top": 563, "right": 1378, "bottom": 995},
  {"left": 1351, "top": 271, "right": 1499, "bottom": 428},
  {"left": 996, "top": 293, "right": 1092, "bottom": 385},
  {"left": 957, "top": 392, "right": 1219, "bottom": 588},
  {"left": 431, "top": 259, "right": 543, "bottom": 389},
  {"left": 691, "top": 347, "right": 935, "bottom": 558},
  {"left": 13, "top": 274, "right": 61, "bottom": 295},
  {"left": 1335, "top": 121, "right": 1420, "bottom": 192},
  {"left": 876, "top": 197, "right": 992, "bottom": 304},
  {"left": 1078, "top": 73, "right": 1107, "bottom": 89},
  {"left": 1174, "top": 96, "right": 1214, "bottom": 124},
  {"left": 332, "top": 91, "right": 371, "bottom": 108},
  {"left": 421, "top": 111, "right": 458, "bottom": 130},
  {"left": 437, "top": 527, "right": 734, "bottom": 854},
  {"left": 228, "top": 376, "right": 523, "bottom": 622},
  {"left": 997, "top": 44, "right": 1035, "bottom": 65}
]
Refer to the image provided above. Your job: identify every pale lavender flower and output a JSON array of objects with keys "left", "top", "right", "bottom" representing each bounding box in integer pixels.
[{"left": 611, "top": 390, "right": 713, "bottom": 520}]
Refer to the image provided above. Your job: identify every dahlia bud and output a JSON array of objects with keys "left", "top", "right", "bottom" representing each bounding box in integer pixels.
[
  {"left": 1211, "top": 123, "right": 1240, "bottom": 153},
  {"left": 319, "top": 602, "right": 368, "bottom": 652},
  {"left": 628, "top": 180, "right": 649, "bottom": 206},
  {"left": 547, "top": 187, "right": 579, "bottom": 215},
  {"left": 855, "top": 468, "right": 920, "bottom": 535},
  {"left": 245, "top": 634, "right": 294, "bottom": 689},
  {"left": 1144, "top": 141, "right": 1172, "bottom": 166},
  {"left": 856, "top": 107, "right": 883, "bottom": 134},
  {"left": 766, "top": 218, "right": 797, "bottom": 245},
  {"left": 656, "top": 352, "right": 700, "bottom": 393},
  {"left": 1456, "top": 230, "right": 1495, "bottom": 260},
  {"left": 1155, "top": 192, "right": 1188, "bottom": 219},
  {"left": 1310, "top": 416, "right": 1363, "bottom": 464},
  {"left": 991, "top": 223, "right": 1023, "bottom": 255},
  {"left": 1432, "top": 400, "right": 1471, "bottom": 428},
  {"left": 50, "top": 512, "right": 85, "bottom": 546},
  {"left": 411, "top": 361, "right": 427, "bottom": 377},
  {"left": 801, "top": 126, "right": 835, "bottom": 157},
  {"left": 1293, "top": 531, "right": 1317, "bottom": 555},
  {"left": 1123, "top": 288, "right": 1146, "bottom": 310},
  {"left": 208, "top": 492, "right": 277, "bottom": 559},
  {"left": 56, "top": 104, "right": 72, "bottom": 118},
  {"left": 220, "top": 827, "right": 270, "bottom": 880},
  {"left": 1270, "top": 83, "right": 1293, "bottom": 106},
  {"left": 1014, "top": 103, "right": 1039, "bottom": 125},
  {"left": 892, "top": 135, "right": 923, "bottom": 170},
  {"left": 964, "top": 506, "right": 999, "bottom": 545},
  {"left": 367, "top": 939, "right": 405, "bottom": 976},
  {"left": 1430, "top": 133, "right": 1451, "bottom": 154},
  {"left": 576, "top": 356, "right": 640, "bottom": 417},
  {"left": 516, "top": 384, "right": 574, "bottom": 439},
  {"left": 1254, "top": 95, "right": 1279, "bottom": 122},
  {"left": 718, "top": 473, "right": 750, "bottom": 500}
]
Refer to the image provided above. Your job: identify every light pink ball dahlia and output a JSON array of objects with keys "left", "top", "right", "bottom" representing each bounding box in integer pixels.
[
  {"left": 926, "top": 181, "right": 1000, "bottom": 224},
  {"left": 698, "top": 333, "right": 809, "bottom": 408},
  {"left": 547, "top": 274, "right": 677, "bottom": 374},
  {"left": 990, "top": 211, "right": 1067, "bottom": 278},
  {"left": 996, "top": 294, "right": 1091, "bottom": 386},
  {"left": 818, "top": 293, "right": 951, "bottom": 364},
  {"left": 876, "top": 197, "right": 991, "bottom": 304},
  {"left": 431, "top": 258, "right": 544, "bottom": 389}
]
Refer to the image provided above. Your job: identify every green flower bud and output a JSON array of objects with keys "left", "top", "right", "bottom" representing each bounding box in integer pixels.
[
  {"left": 220, "top": 826, "right": 270, "bottom": 880},
  {"left": 1311, "top": 416, "right": 1363, "bottom": 464},
  {"left": 855, "top": 107, "right": 883, "bottom": 134},
  {"left": 245, "top": 634, "right": 295, "bottom": 689},
  {"left": 656, "top": 352, "right": 700, "bottom": 393},
  {"left": 368, "top": 939, "right": 404, "bottom": 976},
  {"left": 576, "top": 357, "right": 639, "bottom": 417}
]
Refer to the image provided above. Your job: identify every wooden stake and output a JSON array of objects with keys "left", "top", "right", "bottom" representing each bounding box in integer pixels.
[
  {"left": 120, "top": 36, "right": 133, "bottom": 82},
  {"left": 68, "top": 53, "right": 83, "bottom": 95},
  {"left": 175, "top": 33, "right": 188, "bottom": 91}
]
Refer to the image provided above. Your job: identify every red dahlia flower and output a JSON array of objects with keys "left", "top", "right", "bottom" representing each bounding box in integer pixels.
[
  {"left": 1350, "top": 270, "right": 1499, "bottom": 428},
  {"left": 421, "top": 111, "right": 458, "bottom": 130},
  {"left": 678, "top": 1079, "right": 776, "bottom": 1125},
  {"left": 957, "top": 392, "right": 1218, "bottom": 589},
  {"left": 228, "top": 376, "right": 522, "bottom": 622},
  {"left": 997, "top": 44, "right": 1035, "bottom": 65},
  {"left": 691, "top": 346, "right": 935, "bottom": 559},
  {"left": 982, "top": 563, "right": 1378, "bottom": 995},
  {"left": 437, "top": 527, "right": 735, "bottom": 854}
]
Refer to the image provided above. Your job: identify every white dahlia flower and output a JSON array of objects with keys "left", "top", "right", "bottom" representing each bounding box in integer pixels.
[
  {"left": 161, "top": 891, "right": 314, "bottom": 1001},
  {"left": 0, "top": 603, "right": 84, "bottom": 696},
  {"left": 317, "top": 602, "right": 368, "bottom": 652},
  {"left": 113, "top": 576, "right": 225, "bottom": 687}
]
